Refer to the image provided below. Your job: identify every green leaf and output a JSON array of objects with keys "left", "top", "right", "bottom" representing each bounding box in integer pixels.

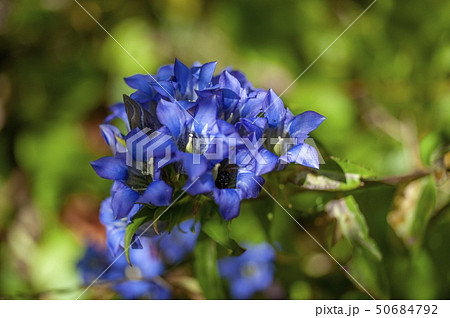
[
  {"left": 389, "top": 249, "right": 437, "bottom": 299},
  {"left": 124, "top": 206, "right": 155, "bottom": 266},
  {"left": 198, "top": 201, "right": 244, "bottom": 255},
  {"left": 348, "top": 248, "right": 390, "bottom": 299},
  {"left": 194, "top": 233, "right": 225, "bottom": 299},
  {"left": 326, "top": 195, "right": 381, "bottom": 260},
  {"left": 299, "top": 156, "right": 376, "bottom": 191},
  {"left": 326, "top": 195, "right": 388, "bottom": 298},
  {"left": 152, "top": 206, "right": 169, "bottom": 235},
  {"left": 330, "top": 156, "right": 377, "bottom": 179},
  {"left": 388, "top": 175, "right": 437, "bottom": 247},
  {"left": 419, "top": 132, "right": 443, "bottom": 167},
  {"left": 202, "top": 219, "right": 245, "bottom": 256},
  {"left": 164, "top": 199, "right": 195, "bottom": 232}
]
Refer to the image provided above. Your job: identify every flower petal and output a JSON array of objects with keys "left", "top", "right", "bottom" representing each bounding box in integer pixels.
[
  {"left": 194, "top": 96, "right": 218, "bottom": 135},
  {"left": 174, "top": 58, "right": 192, "bottom": 96},
  {"left": 150, "top": 80, "right": 176, "bottom": 101},
  {"left": 128, "top": 239, "right": 165, "bottom": 277},
  {"left": 158, "top": 219, "right": 200, "bottom": 264},
  {"left": 100, "top": 124, "right": 126, "bottom": 155},
  {"left": 124, "top": 74, "right": 153, "bottom": 95},
  {"left": 239, "top": 117, "right": 267, "bottom": 140},
  {"left": 198, "top": 61, "right": 217, "bottom": 91},
  {"left": 138, "top": 180, "right": 173, "bottom": 206},
  {"left": 181, "top": 152, "right": 209, "bottom": 180},
  {"left": 255, "top": 148, "right": 278, "bottom": 176},
  {"left": 104, "top": 103, "right": 129, "bottom": 130},
  {"left": 156, "top": 99, "right": 187, "bottom": 139},
  {"left": 126, "top": 127, "right": 177, "bottom": 164},
  {"left": 183, "top": 172, "right": 215, "bottom": 196},
  {"left": 230, "top": 70, "right": 254, "bottom": 90},
  {"left": 263, "top": 89, "right": 286, "bottom": 128},
  {"left": 239, "top": 90, "right": 266, "bottom": 118},
  {"left": 213, "top": 188, "right": 241, "bottom": 220},
  {"left": 280, "top": 143, "right": 320, "bottom": 169},
  {"left": 218, "top": 256, "right": 240, "bottom": 279},
  {"left": 237, "top": 172, "right": 264, "bottom": 199},
  {"left": 91, "top": 156, "right": 128, "bottom": 180},
  {"left": 157, "top": 64, "right": 174, "bottom": 81},
  {"left": 230, "top": 278, "right": 256, "bottom": 300},
  {"left": 289, "top": 111, "right": 326, "bottom": 140},
  {"left": 219, "top": 71, "right": 241, "bottom": 98},
  {"left": 219, "top": 71, "right": 241, "bottom": 110},
  {"left": 111, "top": 183, "right": 140, "bottom": 219}
]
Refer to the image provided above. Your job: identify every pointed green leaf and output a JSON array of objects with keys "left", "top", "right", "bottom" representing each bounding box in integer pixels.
[
  {"left": 300, "top": 156, "right": 376, "bottom": 191},
  {"left": 419, "top": 132, "right": 443, "bottom": 167},
  {"left": 202, "top": 217, "right": 245, "bottom": 256},
  {"left": 348, "top": 248, "right": 390, "bottom": 299},
  {"left": 388, "top": 175, "right": 436, "bottom": 247},
  {"left": 194, "top": 233, "right": 225, "bottom": 299},
  {"left": 124, "top": 206, "right": 155, "bottom": 266},
  {"left": 326, "top": 195, "right": 388, "bottom": 298},
  {"left": 199, "top": 201, "right": 244, "bottom": 255},
  {"left": 326, "top": 195, "right": 381, "bottom": 260}
]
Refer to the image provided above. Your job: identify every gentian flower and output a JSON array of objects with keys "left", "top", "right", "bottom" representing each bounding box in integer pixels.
[
  {"left": 91, "top": 106, "right": 174, "bottom": 220},
  {"left": 218, "top": 242, "right": 276, "bottom": 299},
  {"left": 260, "top": 89, "right": 326, "bottom": 169},
  {"left": 100, "top": 195, "right": 199, "bottom": 265},
  {"left": 107, "top": 238, "right": 169, "bottom": 300},
  {"left": 90, "top": 158, "right": 173, "bottom": 220},
  {"left": 158, "top": 219, "right": 200, "bottom": 264},
  {"left": 92, "top": 58, "right": 325, "bottom": 223},
  {"left": 99, "top": 197, "right": 141, "bottom": 257},
  {"left": 125, "top": 58, "right": 217, "bottom": 111},
  {"left": 78, "top": 241, "right": 170, "bottom": 300},
  {"left": 78, "top": 244, "right": 111, "bottom": 285}
]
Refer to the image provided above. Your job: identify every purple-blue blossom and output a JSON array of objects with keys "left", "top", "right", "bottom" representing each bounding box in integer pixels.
[
  {"left": 78, "top": 242, "right": 169, "bottom": 300},
  {"left": 218, "top": 242, "right": 276, "bottom": 299},
  {"left": 157, "top": 219, "right": 200, "bottom": 264},
  {"left": 91, "top": 59, "right": 325, "bottom": 222},
  {"left": 99, "top": 196, "right": 199, "bottom": 264}
]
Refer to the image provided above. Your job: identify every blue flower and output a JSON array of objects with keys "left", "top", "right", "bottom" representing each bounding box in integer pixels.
[
  {"left": 181, "top": 133, "right": 276, "bottom": 220},
  {"left": 181, "top": 153, "right": 268, "bottom": 220},
  {"left": 218, "top": 242, "right": 276, "bottom": 299},
  {"left": 78, "top": 240, "right": 170, "bottom": 300},
  {"left": 100, "top": 195, "right": 199, "bottom": 266},
  {"left": 154, "top": 85, "right": 273, "bottom": 219},
  {"left": 99, "top": 195, "right": 166, "bottom": 257},
  {"left": 158, "top": 219, "right": 200, "bottom": 264},
  {"left": 78, "top": 245, "right": 111, "bottom": 285},
  {"left": 261, "top": 89, "right": 326, "bottom": 169},
  {"left": 99, "top": 197, "right": 141, "bottom": 257},
  {"left": 125, "top": 59, "right": 217, "bottom": 111},
  {"left": 91, "top": 128, "right": 174, "bottom": 220},
  {"left": 93, "top": 59, "right": 325, "bottom": 222}
]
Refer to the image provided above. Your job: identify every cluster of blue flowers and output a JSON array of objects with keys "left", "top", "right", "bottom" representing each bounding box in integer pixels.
[
  {"left": 87, "top": 59, "right": 324, "bottom": 299},
  {"left": 91, "top": 58, "right": 325, "bottom": 221},
  {"left": 78, "top": 197, "right": 200, "bottom": 299}
]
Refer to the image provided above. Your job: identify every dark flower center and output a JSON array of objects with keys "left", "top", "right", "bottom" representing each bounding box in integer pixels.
[
  {"left": 127, "top": 166, "right": 153, "bottom": 193},
  {"left": 215, "top": 170, "right": 231, "bottom": 189},
  {"left": 214, "top": 159, "right": 238, "bottom": 189}
]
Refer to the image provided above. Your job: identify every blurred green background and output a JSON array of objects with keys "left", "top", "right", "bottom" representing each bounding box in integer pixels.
[{"left": 0, "top": 0, "right": 449, "bottom": 299}]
